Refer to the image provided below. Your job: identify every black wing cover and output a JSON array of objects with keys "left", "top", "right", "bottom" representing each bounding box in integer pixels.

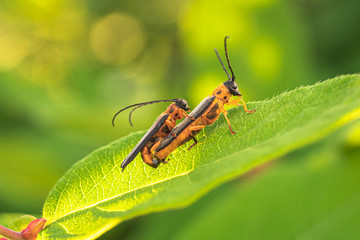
[
  {"left": 155, "top": 96, "right": 216, "bottom": 151},
  {"left": 121, "top": 113, "right": 169, "bottom": 170}
]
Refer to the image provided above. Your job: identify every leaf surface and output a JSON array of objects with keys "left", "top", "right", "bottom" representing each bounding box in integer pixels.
[
  {"left": 125, "top": 123, "right": 360, "bottom": 240},
  {"left": 41, "top": 75, "right": 360, "bottom": 239}
]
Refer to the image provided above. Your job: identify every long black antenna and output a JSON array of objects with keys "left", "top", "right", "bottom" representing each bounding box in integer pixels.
[
  {"left": 128, "top": 105, "right": 143, "bottom": 127},
  {"left": 214, "top": 49, "right": 231, "bottom": 81},
  {"left": 224, "top": 36, "right": 235, "bottom": 82},
  {"left": 112, "top": 99, "right": 178, "bottom": 127}
]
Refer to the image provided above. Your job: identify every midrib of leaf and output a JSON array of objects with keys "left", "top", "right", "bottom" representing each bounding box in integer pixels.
[
  {"left": 52, "top": 153, "right": 123, "bottom": 220},
  {"left": 50, "top": 169, "right": 193, "bottom": 223}
]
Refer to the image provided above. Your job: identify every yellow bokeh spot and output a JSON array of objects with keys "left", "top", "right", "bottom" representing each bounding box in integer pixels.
[
  {"left": 179, "top": 0, "right": 252, "bottom": 54},
  {"left": 29, "top": 0, "right": 63, "bottom": 11},
  {"left": 0, "top": 29, "right": 29, "bottom": 71},
  {"left": 249, "top": 38, "right": 282, "bottom": 82},
  {"left": 239, "top": 0, "right": 277, "bottom": 8},
  {"left": 90, "top": 13, "right": 145, "bottom": 65},
  {"left": 33, "top": 8, "right": 86, "bottom": 42}
]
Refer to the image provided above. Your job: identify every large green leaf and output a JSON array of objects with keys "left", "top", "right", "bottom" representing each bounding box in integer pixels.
[
  {"left": 122, "top": 122, "right": 360, "bottom": 240},
  {"left": 40, "top": 74, "right": 360, "bottom": 239}
]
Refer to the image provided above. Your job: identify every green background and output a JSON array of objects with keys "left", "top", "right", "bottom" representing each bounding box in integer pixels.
[{"left": 0, "top": 0, "right": 359, "bottom": 239}]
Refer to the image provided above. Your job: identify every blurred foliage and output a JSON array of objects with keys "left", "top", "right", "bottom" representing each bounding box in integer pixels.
[
  {"left": 0, "top": 213, "right": 24, "bottom": 228},
  {"left": 0, "top": 0, "right": 359, "bottom": 239}
]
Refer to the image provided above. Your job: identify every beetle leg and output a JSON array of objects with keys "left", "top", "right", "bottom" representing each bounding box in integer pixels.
[
  {"left": 165, "top": 120, "right": 177, "bottom": 137},
  {"left": 229, "top": 98, "right": 240, "bottom": 105},
  {"left": 189, "top": 125, "right": 205, "bottom": 132},
  {"left": 230, "top": 98, "right": 255, "bottom": 113},
  {"left": 188, "top": 136, "right": 198, "bottom": 150},
  {"left": 183, "top": 111, "right": 196, "bottom": 121},
  {"left": 150, "top": 139, "right": 161, "bottom": 152},
  {"left": 221, "top": 109, "right": 236, "bottom": 135},
  {"left": 150, "top": 139, "right": 166, "bottom": 165},
  {"left": 186, "top": 125, "right": 206, "bottom": 150},
  {"left": 165, "top": 120, "right": 176, "bottom": 130}
]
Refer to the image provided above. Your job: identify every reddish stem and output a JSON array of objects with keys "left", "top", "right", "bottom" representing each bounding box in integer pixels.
[
  {"left": 0, "top": 224, "right": 23, "bottom": 240},
  {"left": 0, "top": 218, "right": 46, "bottom": 240}
]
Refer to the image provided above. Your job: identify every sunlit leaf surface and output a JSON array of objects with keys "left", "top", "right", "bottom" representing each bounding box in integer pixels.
[
  {"left": 41, "top": 75, "right": 360, "bottom": 239},
  {"left": 125, "top": 123, "right": 360, "bottom": 240}
]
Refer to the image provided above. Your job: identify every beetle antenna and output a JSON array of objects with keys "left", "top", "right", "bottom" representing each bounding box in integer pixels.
[
  {"left": 224, "top": 36, "right": 235, "bottom": 82},
  {"left": 214, "top": 48, "right": 231, "bottom": 81},
  {"left": 112, "top": 99, "right": 180, "bottom": 127},
  {"left": 128, "top": 105, "right": 143, "bottom": 127}
]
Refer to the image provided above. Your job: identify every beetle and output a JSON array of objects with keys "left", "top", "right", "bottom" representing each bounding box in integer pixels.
[
  {"left": 112, "top": 98, "right": 191, "bottom": 170},
  {"left": 150, "top": 36, "right": 255, "bottom": 163}
]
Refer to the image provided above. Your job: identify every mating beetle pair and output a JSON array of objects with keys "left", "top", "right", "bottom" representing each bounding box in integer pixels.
[{"left": 112, "top": 37, "right": 255, "bottom": 171}]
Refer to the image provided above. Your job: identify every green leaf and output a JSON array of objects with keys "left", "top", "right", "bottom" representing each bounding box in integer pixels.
[
  {"left": 8, "top": 215, "right": 37, "bottom": 232},
  {"left": 40, "top": 74, "right": 360, "bottom": 240},
  {"left": 124, "top": 123, "right": 360, "bottom": 240}
]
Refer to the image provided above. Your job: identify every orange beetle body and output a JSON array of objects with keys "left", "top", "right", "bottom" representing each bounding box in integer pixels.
[
  {"left": 112, "top": 98, "right": 191, "bottom": 170},
  {"left": 151, "top": 37, "right": 255, "bottom": 164}
]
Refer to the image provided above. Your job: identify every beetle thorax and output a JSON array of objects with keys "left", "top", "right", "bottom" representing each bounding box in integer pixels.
[
  {"left": 213, "top": 83, "right": 231, "bottom": 104},
  {"left": 166, "top": 103, "right": 181, "bottom": 120}
]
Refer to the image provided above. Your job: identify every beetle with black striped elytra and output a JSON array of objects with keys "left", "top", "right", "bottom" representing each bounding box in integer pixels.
[
  {"left": 112, "top": 98, "right": 193, "bottom": 170},
  {"left": 150, "top": 36, "right": 255, "bottom": 164}
]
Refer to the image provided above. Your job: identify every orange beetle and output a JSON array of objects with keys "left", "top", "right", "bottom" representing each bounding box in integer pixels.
[
  {"left": 112, "top": 99, "right": 191, "bottom": 170},
  {"left": 151, "top": 36, "right": 255, "bottom": 163}
]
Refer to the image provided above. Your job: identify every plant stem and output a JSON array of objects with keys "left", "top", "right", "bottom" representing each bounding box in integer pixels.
[{"left": 0, "top": 224, "right": 24, "bottom": 240}]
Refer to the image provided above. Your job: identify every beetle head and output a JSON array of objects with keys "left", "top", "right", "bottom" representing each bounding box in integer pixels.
[
  {"left": 175, "top": 98, "right": 190, "bottom": 111},
  {"left": 223, "top": 80, "right": 241, "bottom": 96}
]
